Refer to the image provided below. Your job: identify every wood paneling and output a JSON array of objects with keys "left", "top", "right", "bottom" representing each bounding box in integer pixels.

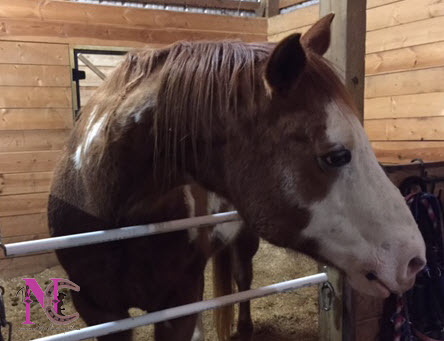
[
  {"left": 0, "top": 212, "right": 48, "bottom": 237},
  {"left": 0, "top": 41, "right": 69, "bottom": 65},
  {"left": 367, "top": 0, "right": 444, "bottom": 32},
  {"left": 0, "top": 64, "right": 70, "bottom": 86},
  {"left": 365, "top": 117, "right": 444, "bottom": 141},
  {"left": 0, "top": 252, "right": 58, "bottom": 278},
  {"left": 79, "top": 54, "right": 127, "bottom": 67},
  {"left": 268, "top": 24, "right": 312, "bottom": 42},
  {"left": 0, "top": 18, "right": 266, "bottom": 47},
  {"left": 372, "top": 141, "right": 444, "bottom": 163},
  {"left": 0, "top": 0, "right": 265, "bottom": 35},
  {"left": 0, "top": 171, "right": 52, "bottom": 196},
  {"left": 366, "top": 16, "right": 444, "bottom": 54},
  {"left": 0, "top": 109, "right": 73, "bottom": 130},
  {"left": 268, "top": 4, "right": 318, "bottom": 36},
  {"left": 0, "top": 86, "right": 71, "bottom": 108},
  {"left": 0, "top": 192, "right": 48, "bottom": 217},
  {"left": 0, "top": 130, "right": 69, "bottom": 152},
  {"left": 366, "top": 41, "right": 444, "bottom": 75},
  {"left": 0, "top": 151, "right": 62, "bottom": 173},
  {"left": 80, "top": 66, "right": 115, "bottom": 87},
  {"left": 355, "top": 317, "right": 380, "bottom": 341},
  {"left": 365, "top": 92, "right": 444, "bottom": 119},
  {"left": 365, "top": 66, "right": 444, "bottom": 98},
  {"left": 355, "top": 294, "right": 385, "bottom": 321},
  {"left": 367, "top": 0, "right": 402, "bottom": 9}
]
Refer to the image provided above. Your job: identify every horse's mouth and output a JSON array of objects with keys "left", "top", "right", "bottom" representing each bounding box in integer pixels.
[
  {"left": 373, "top": 279, "right": 392, "bottom": 298},
  {"left": 365, "top": 271, "right": 393, "bottom": 297}
]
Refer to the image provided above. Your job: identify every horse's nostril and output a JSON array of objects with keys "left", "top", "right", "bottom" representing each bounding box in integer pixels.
[
  {"left": 408, "top": 257, "right": 426, "bottom": 275},
  {"left": 365, "top": 272, "right": 378, "bottom": 281}
]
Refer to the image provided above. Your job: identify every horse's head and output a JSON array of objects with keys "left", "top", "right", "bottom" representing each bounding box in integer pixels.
[{"left": 224, "top": 15, "right": 426, "bottom": 297}]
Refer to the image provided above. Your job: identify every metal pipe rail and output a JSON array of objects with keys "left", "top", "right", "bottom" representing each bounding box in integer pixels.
[
  {"left": 2, "top": 211, "right": 239, "bottom": 257},
  {"left": 33, "top": 273, "right": 328, "bottom": 341}
]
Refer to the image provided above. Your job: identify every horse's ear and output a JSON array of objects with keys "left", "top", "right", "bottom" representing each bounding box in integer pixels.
[
  {"left": 301, "top": 13, "right": 335, "bottom": 55},
  {"left": 265, "top": 33, "right": 306, "bottom": 95}
]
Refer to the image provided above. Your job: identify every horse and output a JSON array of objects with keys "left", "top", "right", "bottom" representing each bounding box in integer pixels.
[{"left": 48, "top": 14, "right": 426, "bottom": 341}]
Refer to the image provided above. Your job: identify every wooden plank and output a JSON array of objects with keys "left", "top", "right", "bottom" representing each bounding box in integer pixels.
[
  {"left": 372, "top": 141, "right": 444, "bottom": 163},
  {"left": 355, "top": 317, "right": 380, "bottom": 341},
  {"left": 40, "top": 0, "right": 262, "bottom": 24},
  {"left": 0, "top": 192, "right": 49, "bottom": 217},
  {"left": 279, "top": 0, "right": 309, "bottom": 9},
  {"left": 366, "top": 41, "right": 444, "bottom": 75},
  {"left": 367, "top": 0, "right": 402, "bottom": 9},
  {"left": 0, "top": 86, "right": 72, "bottom": 108},
  {"left": 79, "top": 87, "right": 98, "bottom": 107},
  {"left": 0, "top": 252, "right": 58, "bottom": 278},
  {"left": 365, "top": 66, "right": 444, "bottom": 99},
  {"left": 0, "top": 18, "right": 266, "bottom": 47},
  {"left": 78, "top": 54, "right": 127, "bottom": 67},
  {"left": 266, "top": 0, "right": 280, "bottom": 18},
  {"left": 365, "top": 92, "right": 444, "bottom": 120},
  {"left": 322, "top": 0, "right": 366, "bottom": 117},
  {"left": 366, "top": 16, "right": 444, "bottom": 54},
  {"left": 0, "top": 0, "right": 266, "bottom": 35},
  {"left": 0, "top": 171, "right": 52, "bottom": 196},
  {"left": 354, "top": 293, "right": 384, "bottom": 321},
  {"left": 267, "top": 24, "right": 312, "bottom": 42},
  {"left": 0, "top": 151, "right": 62, "bottom": 173},
  {"left": 365, "top": 117, "right": 444, "bottom": 141},
  {"left": 0, "top": 130, "right": 69, "bottom": 153},
  {"left": 0, "top": 41, "right": 68, "bottom": 65},
  {"left": 319, "top": 2, "right": 367, "bottom": 341},
  {"left": 0, "top": 108, "right": 73, "bottom": 130},
  {"left": 0, "top": 64, "right": 70, "bottom": 87},
  {"left": 128, "top": 0, "right": 260, "bottom": 10},
  {"left": 367, "top": 0, "right": 444, "bottom": 32},
  {"left": 78, "top": 54, "right": 106, "bottom": 80},
  {"left": 268, "top": 4, "right": 318, "bottom": 35},
  {"left": 0, "top": 212, "right": 48, "bottom": 237},
  {"left": 80, "top": 66, "right": 115, "bottom": 87}
]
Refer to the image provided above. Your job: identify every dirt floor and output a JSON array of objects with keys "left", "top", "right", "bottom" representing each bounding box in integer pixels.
[{"left": 0, "top": 241, "right": 319, "bottom": 341}]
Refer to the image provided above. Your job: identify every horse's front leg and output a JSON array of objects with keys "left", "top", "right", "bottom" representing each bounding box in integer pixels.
[
  {"left": 154, "top": 273, "right": 204, "bottom": 341},
  {"left": 231, "top": 226, "right": 260, "bottom": 341}
]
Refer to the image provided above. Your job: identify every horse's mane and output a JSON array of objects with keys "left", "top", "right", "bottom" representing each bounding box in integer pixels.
[
  {"left": 75, "top": 41, "right": 274, "bottom": 176},
  {"left": 73, "top": 39, "right": 354, "bottom": 181}
]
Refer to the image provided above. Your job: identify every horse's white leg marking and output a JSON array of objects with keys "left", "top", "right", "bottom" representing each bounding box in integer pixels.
[{"left": 191, "top": 314, "right": 205, "bottom": 341}]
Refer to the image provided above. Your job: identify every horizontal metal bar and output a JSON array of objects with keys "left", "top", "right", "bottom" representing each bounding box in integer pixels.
[
  {"left": 4, "top": 211, "right": 239, "bottom": 257},
  {"left": 33, "top": 273, "right": 328, "bottom": 341}
]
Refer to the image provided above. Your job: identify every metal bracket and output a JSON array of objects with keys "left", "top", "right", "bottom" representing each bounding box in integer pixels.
[
  {"left": 321, "top": 281, "right": 335, "bottom": 311},
  {"left": 72, "top": 69, "right": 86, "bottom": 82}
]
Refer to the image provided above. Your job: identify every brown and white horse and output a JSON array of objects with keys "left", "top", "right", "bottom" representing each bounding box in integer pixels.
[{"left": 48, "top": 14, "right": 426, "bottom": 341}]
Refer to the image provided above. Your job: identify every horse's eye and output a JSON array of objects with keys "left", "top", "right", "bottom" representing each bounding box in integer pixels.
[{"left": 320, "top": 149, "right": 351, "bottom": 168}]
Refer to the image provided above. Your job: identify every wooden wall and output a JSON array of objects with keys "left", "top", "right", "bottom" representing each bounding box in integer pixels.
[
  {"left": 0, "top": 0, "right": 267, "bottom": 278},
  {"left": 268, "top": 0, "right": 444, "bottom": 164},
  {"left": 0, "top": 41, "right": 71, "bottom": 277}
]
